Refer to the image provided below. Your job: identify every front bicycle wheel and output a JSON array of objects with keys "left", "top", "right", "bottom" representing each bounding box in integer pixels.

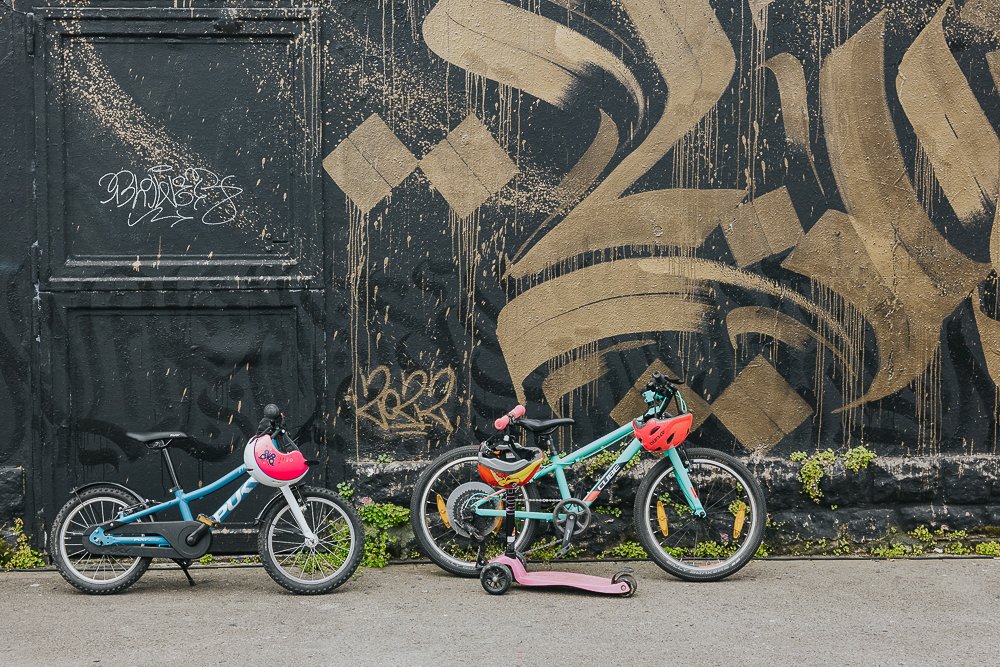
[
  {"left": 410, "top": 445, "right": 540, "bottom": 577},
  {"left": 258, "top": 487, "right": 364, "bottom": 594},
  {"left": 634, "top": 447, "right": 766, "bottom": 582},
  {"left": 50, "top": 486, "right": 151, "bottom": 594}
]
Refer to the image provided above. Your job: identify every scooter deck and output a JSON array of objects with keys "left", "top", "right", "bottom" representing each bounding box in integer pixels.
[{"left": 493, "top": 555, "right": 630, "bottom": 595}]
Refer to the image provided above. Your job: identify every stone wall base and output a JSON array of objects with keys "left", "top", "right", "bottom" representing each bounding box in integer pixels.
[{"left": 346, "top": 455, "right": 1000, "bottom": 558}]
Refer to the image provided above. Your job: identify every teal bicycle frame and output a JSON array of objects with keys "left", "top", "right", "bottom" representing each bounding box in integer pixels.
[
  {"left": 87, "top": 465, "right": 259, "bottom": 548},
  {"left": 472, "top": 389, "right": 707, "bottom": 522}
]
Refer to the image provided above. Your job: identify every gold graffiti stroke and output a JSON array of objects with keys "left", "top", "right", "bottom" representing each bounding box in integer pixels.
[
  {"left": 897, "top": 1, "right": 999, "bottom": 224},
  {"left": 818, "top": 10, "right": 989, "bottom": 409}
]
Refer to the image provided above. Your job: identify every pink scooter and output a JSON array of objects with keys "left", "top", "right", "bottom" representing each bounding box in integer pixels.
[{"left": 482, "top": 551, "right": 636, "bottom": 596}]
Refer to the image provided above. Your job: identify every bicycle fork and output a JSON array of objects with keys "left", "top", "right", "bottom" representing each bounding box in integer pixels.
[
  {"left": 279, "top": 485, "right": 320, "bottom": 547},
  {"left": 666, "top": 448, "right": 707, "bottom": 518}
]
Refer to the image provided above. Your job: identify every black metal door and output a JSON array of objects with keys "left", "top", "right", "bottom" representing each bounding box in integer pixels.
[{"left": 32, "top": 7, "right": 325, "bottom": 549}]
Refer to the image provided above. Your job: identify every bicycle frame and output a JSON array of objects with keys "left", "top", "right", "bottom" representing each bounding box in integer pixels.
[
  {"left": 472, "top": 390, "right": 707, "bottom": 522},
  {"left": 93, "top": 464, "right": 260, "bottom": 548}
]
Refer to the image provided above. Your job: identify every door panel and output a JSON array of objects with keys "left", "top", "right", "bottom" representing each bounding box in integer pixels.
[
  {"left": 38, "top": 290, "right": 325, "bottom": 548},
  {"left": 36, "top": 8, "right": 320, "bottom": 289}
]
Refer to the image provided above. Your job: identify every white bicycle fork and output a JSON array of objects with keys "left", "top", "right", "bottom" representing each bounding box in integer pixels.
[{"left": 279, "top": 485, "right": 319, "bottom": 547}]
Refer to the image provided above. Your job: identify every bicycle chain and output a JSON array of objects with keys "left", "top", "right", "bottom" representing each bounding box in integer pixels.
[{"left": 523, "top": 498, "right": 579, "bottom": 505}]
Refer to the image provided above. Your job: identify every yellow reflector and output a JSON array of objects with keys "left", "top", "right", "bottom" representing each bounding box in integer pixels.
[
  {"left": 436, "top": 494, "right": 451, "bottom": 529},
  {"left": 733, "top": 501, "right": 747, "bottom": 539},
  {"left": 656, "top": 500, "right": 669, "bottom": 537}
]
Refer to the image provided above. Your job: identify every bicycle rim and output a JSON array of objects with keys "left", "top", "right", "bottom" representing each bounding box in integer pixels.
[
  {"left": 640, "top": 454, "right": 761, "bottom": 574},
  {"left": 58, "top": 497, "right": 145, "bottom": 585},
  {"left": 417, "top": 454, "right": 534, "bottom": 571},
  {"left": 265, "top": 497, "right": 357, "bottom": 585}
]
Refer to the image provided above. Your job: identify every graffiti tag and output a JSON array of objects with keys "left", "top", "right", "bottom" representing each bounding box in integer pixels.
[
  {"left": 98, "top": 164, "right": 243, "bottom": 227},
  {"left": 355, "top": 366, "right": 456, "bottom": 436}
]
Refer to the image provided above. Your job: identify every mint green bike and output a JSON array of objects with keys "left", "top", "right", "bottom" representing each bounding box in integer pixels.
[{"left": 410, "top": 372, "right": 767, "bottom": 582}]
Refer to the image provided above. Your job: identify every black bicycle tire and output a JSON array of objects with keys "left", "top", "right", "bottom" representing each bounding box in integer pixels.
[
  {"left": 633, "top": 447, "right": 767, "bottom": 582},
  {"left": 410, "top": 445, "right": 540, "bottom": 577},
  {"left": 258, "top": 486, "right": 364, "bottom": 595},
  {"left": 50, "top": 486, "right": 152, "bottom": 595}
]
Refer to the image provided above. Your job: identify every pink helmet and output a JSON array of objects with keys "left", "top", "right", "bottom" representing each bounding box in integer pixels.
[{"left": 243, "top": 434, "right": 309, "bottom": 487}]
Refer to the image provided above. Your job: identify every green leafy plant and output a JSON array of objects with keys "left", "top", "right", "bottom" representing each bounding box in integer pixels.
[
  {"left": 0, "top": 519, "right": 45, "bottom": 570},
  {"left": 658, "top": 493, "right": 692, "bottom": 517},
  {"left": 843, "top": 446, "right": 877, "bottom": 473},
  {"left": 358, "top": 501, "right": 410, "bottom": 568},
  {"left": 582, "top": 449, "right": 640, "bottom": 477},
  {"left": 974, "top": 541, "right": 1000, "bottom": 556},
  {"left": 791, "top": 449, "right": 838, "bottom": 503},
  {"left": 870, "top": 543, "right": 911, "bottom": 559},
  {"left": 594, "top": 504, "right": 622, "bottom": 518},
  {"left": 358, "top": 502, "right": 410, "bottom": 530},
  {"left": 599, "top": 541, "right": 647, "bottom": 559},
  {"left": 374, "top": 453, "right": 394, "bottom": 465},
  {"left": 362, "top": 531, "right": 392, "bottom": 568},
  {"left": 690, "top": 541, "right": 739, "bottom": 559},
  {"left": 909, "top": 525, "right": 935, "bottom": 544},
  {"left": 197, "top": 553, "right": 214, "bottom": 565},
  {"left": 944, "top": 530, "right": 971, "bottom": 555},
  {"left": 336, "top": 481, "right": 354, "bottom": 501}
]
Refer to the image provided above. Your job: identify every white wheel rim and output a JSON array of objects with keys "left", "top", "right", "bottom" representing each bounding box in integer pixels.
[
  {"left": 58, "top": 496, "right": 145, "bottom": 586},
  {"left": 266, "top": 497, "right": 356, "bottom": 585}
]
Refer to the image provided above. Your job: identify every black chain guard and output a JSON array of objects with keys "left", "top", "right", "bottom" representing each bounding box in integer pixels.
[{"left": 85, "top": 521, "right": 212, "bottom": 560}]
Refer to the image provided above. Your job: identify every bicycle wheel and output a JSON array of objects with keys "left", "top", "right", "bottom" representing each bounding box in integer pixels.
[
  {"left": 258, "top": 487, "right": 364, "bottom": 594},
  {"left": 634, "top": 447, "right": 766, "bottom": 582},
  {"left": 50, "top": 486, "right": 152, "bottom": 594},
  {"left": 410, "top": 445, "right": 540, "bottom": 577}
]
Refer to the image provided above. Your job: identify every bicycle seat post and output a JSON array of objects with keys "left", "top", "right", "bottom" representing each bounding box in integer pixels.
[
  {"left": 160, "top": 444, "right": 181, "bottom": 491},
  {"left": 539, "top": 434, "right": 558, "bottom": 458}
]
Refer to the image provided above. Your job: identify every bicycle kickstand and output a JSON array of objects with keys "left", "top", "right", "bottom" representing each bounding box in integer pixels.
[{"left": 173, "top": 558, "right": 196, "bottom": 586}]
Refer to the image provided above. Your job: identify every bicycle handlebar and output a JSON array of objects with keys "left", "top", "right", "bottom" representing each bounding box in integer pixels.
[{"left": 494, "top": 404, "right": 526, "bottom": 430}]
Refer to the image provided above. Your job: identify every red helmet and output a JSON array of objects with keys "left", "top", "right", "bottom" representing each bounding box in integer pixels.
[{"left": 632, "top": 413, "right": 693, "bottom": 452}]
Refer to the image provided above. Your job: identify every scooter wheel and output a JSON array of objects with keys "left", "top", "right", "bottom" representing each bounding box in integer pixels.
[
  {"left": 612, "top": 572, "right": 637, "bottom": 597},
  {"left": 480, "top": 563, "right": 513, "bottom": 595}
]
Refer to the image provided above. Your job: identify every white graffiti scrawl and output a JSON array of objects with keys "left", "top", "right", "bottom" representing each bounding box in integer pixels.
[{"left": 98, "top": 164, "right": 243, "bottom": 227}]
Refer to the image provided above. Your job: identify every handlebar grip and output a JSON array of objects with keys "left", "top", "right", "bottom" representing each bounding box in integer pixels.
[{"left": 494, "top": 405, "right": 526, "bottom": 430}]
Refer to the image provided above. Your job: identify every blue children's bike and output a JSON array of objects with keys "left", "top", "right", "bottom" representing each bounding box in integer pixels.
[
  {"left": 411, "top": 372, "right": 767, "bottom": 582},
  {"left": 51, "top": 404, "right": 364, "bottom": 595}
]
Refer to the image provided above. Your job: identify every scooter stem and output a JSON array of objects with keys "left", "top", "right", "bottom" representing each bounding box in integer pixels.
[{"left": 279, "top": 485, "right": 319, "bottom": 547}]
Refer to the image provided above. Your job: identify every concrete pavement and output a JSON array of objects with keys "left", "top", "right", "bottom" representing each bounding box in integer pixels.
[{"left": 3, "top": 559, "right": 999, "bottom": 666}]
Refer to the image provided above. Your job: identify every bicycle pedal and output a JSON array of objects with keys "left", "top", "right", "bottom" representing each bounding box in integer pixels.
[{"left": 196, "top": 514, "right": 219, "bottom": 527}]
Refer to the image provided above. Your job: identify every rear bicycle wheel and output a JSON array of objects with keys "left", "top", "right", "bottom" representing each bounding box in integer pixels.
[
  {"left": 410, "top": 445, "right": 540, "bottom": 577},
  {"left": 258, "top": 487, "right": 364, "bottom": 594},
  {"left": 50, "top": 486, "right": 151, "bottom": 594},
  {"left": 634, "top": 448, "right": 766, "bottom": 582}
]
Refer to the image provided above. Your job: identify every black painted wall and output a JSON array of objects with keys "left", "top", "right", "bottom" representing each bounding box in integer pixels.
[{"left": 3, "top": 0, "right": 1000, "bottom": 550}]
